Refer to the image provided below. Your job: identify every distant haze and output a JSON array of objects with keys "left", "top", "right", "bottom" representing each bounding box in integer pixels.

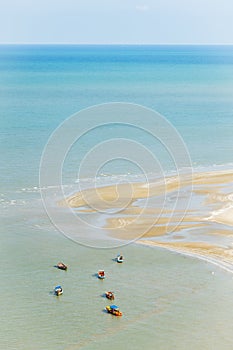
[{"left": 1, "top": 0, "right": 233, "bottom": 44}]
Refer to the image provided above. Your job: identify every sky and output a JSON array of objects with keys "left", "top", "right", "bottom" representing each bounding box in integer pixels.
[{"left": 0, "top": 0, "right": 233, "bottom": 44}]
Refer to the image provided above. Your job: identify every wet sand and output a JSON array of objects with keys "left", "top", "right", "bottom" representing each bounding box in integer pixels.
[
  {"left": 106, "top": 215, "right": 205, "bottom": 240},
  {"left": 60, "top": 169, "right": 233, "bottom": 217},
  {"left": 60, "top": 169, "right": 233, "bottom": 268},
  {"left": 137, "top": 240, "right": 233, "bottom": 273}
]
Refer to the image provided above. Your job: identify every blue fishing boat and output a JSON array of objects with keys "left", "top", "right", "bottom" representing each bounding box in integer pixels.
[
  {"left": 106, "top": 304, "right": 122, "bottom": 316},
  {"left": 54, "top": 285, "right": 63, "bottom": 296}
]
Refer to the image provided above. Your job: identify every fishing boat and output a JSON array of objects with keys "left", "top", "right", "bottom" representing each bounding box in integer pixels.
[
  {"left": 54, "top": 285, "right": 63, "bottom": 296},
  {"left": 116, "top": 254, "right": 124, "bottom": 263},
  {"left": 106, "top": 305, "right": 122, "bottom": 316},
  {"left": 105, "top": 291, "right": 115, "bottom": 300},
  {"left": 98, "top": 270, "right": 105, "bottom": 279},
  {"left": 56, "top": 262, "right": 67, "bottom": 270}
]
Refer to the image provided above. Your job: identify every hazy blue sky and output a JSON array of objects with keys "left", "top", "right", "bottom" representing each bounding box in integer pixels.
[{"left": 1, "top": 0, "right": 232, "bottom": 44}]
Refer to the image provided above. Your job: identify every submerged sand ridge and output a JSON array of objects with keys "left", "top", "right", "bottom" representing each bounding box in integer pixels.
[
  {"left": 59, "top": 169, "right": 233, "bottom": 227},
  {"left": 59, "top": 182, "right": 151, "bottom": 210},
  {"left": 60, "top": 169, "right": 233, "bottom": 207},
  {"left": 59, "top": 169, "right": 233, "bottom": 268}
]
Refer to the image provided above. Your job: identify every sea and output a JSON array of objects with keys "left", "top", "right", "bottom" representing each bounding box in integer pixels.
[{"left": 1, "top": 45, "right": 233, "bottom": 349}]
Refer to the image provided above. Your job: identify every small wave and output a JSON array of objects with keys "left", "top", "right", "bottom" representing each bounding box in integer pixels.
[
  {"left": 5, "top": 162, "right": 233, "bottom": 198},
  {"left": 206, "top": 204, "right": 233, "bottom": 227},
  {"left": 20, "top": 186, "right": 40, "bottom": 193}
]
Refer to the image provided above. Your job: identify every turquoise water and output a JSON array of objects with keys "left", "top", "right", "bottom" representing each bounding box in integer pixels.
[
  {"left": 1, "top": 45, "right": 233, "bottom": 191},
  {"left": 1, "top": 45, "right": 233, "bottom": 349}
]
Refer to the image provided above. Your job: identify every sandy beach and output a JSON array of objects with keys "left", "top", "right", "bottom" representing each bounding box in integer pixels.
[
  {"left": 137, "top": 240, "right": 233, "bottom": 273},
  {"left": 60, "top": 169, "right": 233, "bottom": 213},
  {"left": 60, "top": 169, "right": 233, "bottom": 227},
  {"left": 60, "top": 169, "right": 233, "bottom": 269}
]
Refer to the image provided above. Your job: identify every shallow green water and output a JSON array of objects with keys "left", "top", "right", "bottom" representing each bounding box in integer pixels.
[{"left": 1, "top": 218, "right": 233, "bottom": 350}]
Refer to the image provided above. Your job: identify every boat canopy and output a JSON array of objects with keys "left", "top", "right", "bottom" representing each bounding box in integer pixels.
[
  {"left": 55, "top": 285, "right": 62, "bottom": 289},
  {"left": 110, "top": 305, "right": 119, "bottom": 310}
]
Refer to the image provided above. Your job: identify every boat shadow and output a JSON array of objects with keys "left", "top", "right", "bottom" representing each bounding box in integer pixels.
[
  {"left": 49, "top": 290, "right": 57, "bottom": 296},
  {"left": 53, "top": 265, "right": 67, "bottom": 271}
]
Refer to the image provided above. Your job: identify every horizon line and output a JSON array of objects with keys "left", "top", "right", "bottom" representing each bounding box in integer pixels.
[{"left": 0, "top": 42, "right": 233, "bottom": 46}]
